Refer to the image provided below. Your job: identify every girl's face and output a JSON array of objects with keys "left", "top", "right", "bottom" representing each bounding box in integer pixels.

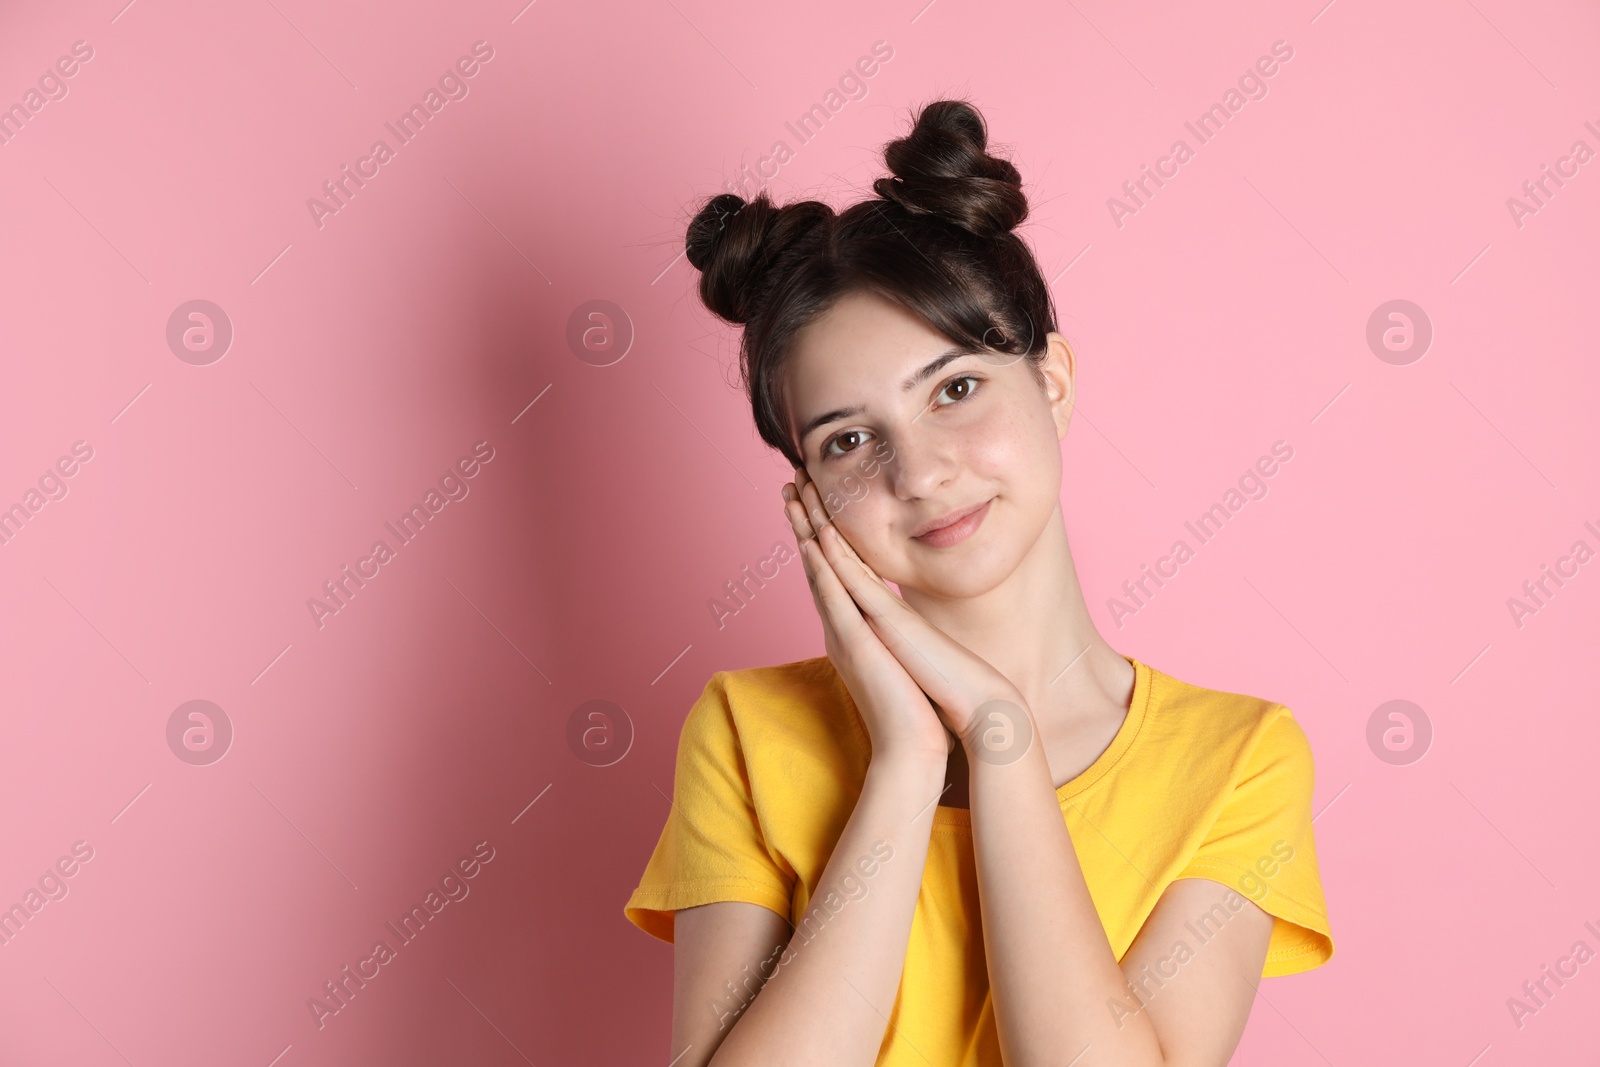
[{"left": 784, "top": 289, "right": 1076, "bottom": 599}]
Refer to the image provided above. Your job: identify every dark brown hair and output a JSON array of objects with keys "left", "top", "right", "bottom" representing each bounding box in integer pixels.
[{"left": 684, "top": 98, "right": 1060, "bottom": 470}]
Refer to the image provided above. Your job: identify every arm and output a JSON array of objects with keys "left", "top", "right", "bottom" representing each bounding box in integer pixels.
[
  {"left": 795, "top": 508, "right": 1275, "bottom": 1066},
  {"left": 965, "top": 716, "right": 1274, "bottom": 1067},
  {"left": 671, "top": 755, "right": 945, "bottom": 1067},
  {"left": 1110, "top": 876, "right": 1274, "bottom": 1062},
  {"left": 664, "top": 470, "right": 959, "bottom": 1066}
]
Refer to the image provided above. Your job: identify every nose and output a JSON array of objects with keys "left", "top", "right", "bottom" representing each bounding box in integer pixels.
[{"left": 884, "top": 420, "right": 958, "bottom": 503}]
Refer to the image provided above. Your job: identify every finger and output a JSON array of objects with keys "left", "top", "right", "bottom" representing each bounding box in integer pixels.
[
  {"left": 796, "top": 477, "right": 896, "bottom": 597},
  {"left": 816, "top": 523, "right": 917, "bottom": 628},
  {"left": 795, "top": 489, "right": 896, "bottom": 599},
  {"left": 829, "top": 529, "right": 897, "bottom": 601},
  {"left": 791, "top": 468, "right": 898, "bottom": 600},
  {"left": 814, "top": 524, "right": 989, "bottom": 716},
  {"left": 792, "top": 466, "right": 816, "bottom": 520},
  {"left": 794, "top": 513, "right": 818, "bottom": 582},
  {"left": 785, "top": 477, "right": 852, "bottom": 652},
  {"left": 783, "top": 472, "right": 822, "bottom": 544},
  {"left": 788, "top": 468, "right": 810, "bottom": 507},
  {"left": 783, "top": 492, "right": 816, "bottom": 542},
  {"left": 797, "top": 473, "right": 836, "bottom": 537},
  {"left": 787, "top": 494, "right": 824, "bottom": 595},
  {"left": 800, "top": 535, "right": 869, "bottom": 641},
  {"left": 825, "top": 520, "right": 891, "bottom": 590},
  {"left": 784, "top": 476, "right": 819, "bottom": 550},
  {"left": 796, "top": 476, "right": 873, "bottom": 579}
]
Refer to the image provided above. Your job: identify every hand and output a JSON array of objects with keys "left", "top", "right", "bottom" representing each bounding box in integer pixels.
[
  {"left": 783, "top": 468, "right": 951, "bottom": 771},
  {"left": 791, "top": 472, "right": 1033, "bottom": 758}
]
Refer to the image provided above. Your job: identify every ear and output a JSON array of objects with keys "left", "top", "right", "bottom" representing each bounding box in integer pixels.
[{"left": 1039, "top": 332, "right": 1076, "bottom": 441}]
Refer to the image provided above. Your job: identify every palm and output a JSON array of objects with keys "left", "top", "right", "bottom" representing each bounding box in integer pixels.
[{"left": 784, "top": 469, "right": 1025, "bottom": 743}]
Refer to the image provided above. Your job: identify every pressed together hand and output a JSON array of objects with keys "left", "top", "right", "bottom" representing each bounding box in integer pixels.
[{"left": 780, "top": 467, "right": 1034, "bottom": 772}]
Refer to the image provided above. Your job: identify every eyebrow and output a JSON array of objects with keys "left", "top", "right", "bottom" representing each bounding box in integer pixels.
[{"left": 797, "top": 346, "right": 978, "bottom": 445}]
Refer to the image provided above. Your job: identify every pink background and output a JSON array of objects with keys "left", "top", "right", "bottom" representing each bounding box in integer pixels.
[{"left": 2, "top": 0, "right": 1597, "bottom": 1063}]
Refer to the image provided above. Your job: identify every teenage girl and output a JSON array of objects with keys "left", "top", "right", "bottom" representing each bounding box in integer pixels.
[{"left": 626, "top": 98, "right": 1333, "bottom": 1067}]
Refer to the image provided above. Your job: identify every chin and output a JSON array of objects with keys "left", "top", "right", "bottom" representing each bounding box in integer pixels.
[
  {"left": 899, "top": 508, "right": 1041, "bottom": 597},
  {"left": 909, "top": 564, "right": 1014, "bottom": 600},
  {"left": 896, "top": 544, "right": 1021, "bottom": 599}
]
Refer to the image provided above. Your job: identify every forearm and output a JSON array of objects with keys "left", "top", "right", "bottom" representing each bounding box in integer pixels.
[
  {"left": 968, "top": 725, "right": 1167, "bottom": 1067},
  {"left": 708, "top": 756, "right": 944, "bottom": 1067}
]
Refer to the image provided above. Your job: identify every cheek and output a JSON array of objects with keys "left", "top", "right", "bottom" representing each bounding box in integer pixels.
[
  {"left": 832, "top": 489, "right": 890, "bottom": 542},
  {"left": 805, "top": 466, "right": 873, "bottom": 523},
  {"left": 958, "top": 407, "right": 1038, "bottom": 483},
  {"left": 809, "top": 472, "right": 864, "bottom": 517},
  {"left": 828, "top": 486, "right": 900, "bottom": 565},
  {"left": 961, "top": 404, "right": 1062, "bottom": 537}
]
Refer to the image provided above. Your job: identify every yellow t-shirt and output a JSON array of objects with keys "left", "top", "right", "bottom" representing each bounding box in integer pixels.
[{"left": 624, "top": 654, "right": 1334, "bottom": 1065}]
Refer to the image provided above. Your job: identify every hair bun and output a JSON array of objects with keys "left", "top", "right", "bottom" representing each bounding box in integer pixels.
[
  {"left": 685, "top": 191, "right": 832, "bottom": 325},
  {"left": 872, "top": 99, "right": 1027, "bottom": 240},
  {"left": 684, "top": 193, "right": 746, "bottom": 269}
]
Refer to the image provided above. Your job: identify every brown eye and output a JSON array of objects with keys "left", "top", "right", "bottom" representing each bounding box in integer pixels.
[
  {"left": 823, "top": 429, "right": 870, "bottom": 459},
  {"left": 935, "top": 375, "right": 983, "bottom": 406}
]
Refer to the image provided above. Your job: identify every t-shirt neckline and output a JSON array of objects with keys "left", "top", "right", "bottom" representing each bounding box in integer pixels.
[{"left": 931, "top": 655, "right": 1150, "bottom": 828}]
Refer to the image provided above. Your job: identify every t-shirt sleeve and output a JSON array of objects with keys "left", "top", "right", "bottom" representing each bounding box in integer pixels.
[
  {"left": 623, "top": 672, "right": 795, "bottom": 943},
  {"left": 1174, "top": 707, "right": 1335, "bottom": 976}
]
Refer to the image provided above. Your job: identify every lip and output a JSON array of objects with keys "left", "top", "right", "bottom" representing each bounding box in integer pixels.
[{"left": 911, "top": 498, "right": 993, "bottom": 547}]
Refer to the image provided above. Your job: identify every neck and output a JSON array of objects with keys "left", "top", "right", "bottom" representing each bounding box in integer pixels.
[{"left": 899, "top": 503, "right": 1133, "bottom": 731}]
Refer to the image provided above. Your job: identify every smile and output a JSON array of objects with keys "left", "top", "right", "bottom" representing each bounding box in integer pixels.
[{"left": 912, "top": 498, "right": 992, "bottom": 548}]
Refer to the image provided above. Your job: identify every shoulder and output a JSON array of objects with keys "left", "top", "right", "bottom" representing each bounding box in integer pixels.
[
  {"left": 716, "top": 654, "right": 843, "bottom": 710},
  {"left": 1138, "top": 661, "right": 1313, "bottom": 783},
  {"left": 680, "top": 656, "right": 866, "bottom": 765},
  {"left": 1136, "top": 667, "right": 1333, "bottom": 975},
  {"left": 676, "top": 657, "right": 868, "bottom": 851}
]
